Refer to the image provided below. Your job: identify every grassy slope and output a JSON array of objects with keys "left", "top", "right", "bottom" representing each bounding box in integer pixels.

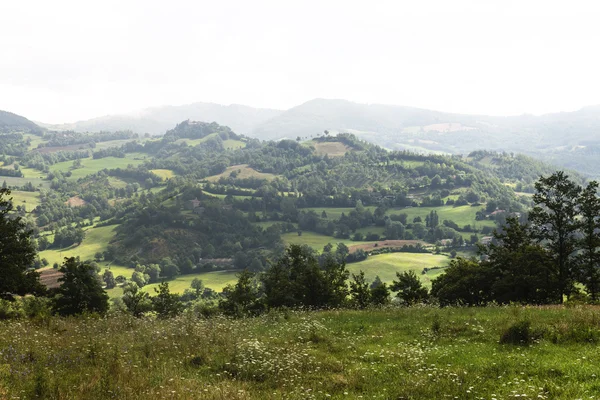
[
  {"left": 150, "top": 169, "right": 175, "bottom": 180},
  {"left": 141, "top": 270, "right": 240, "bottom": 294},
  {"left": 8, "top": 190, "right": 41, "bottom": 210},
  {"left": 39, "top": 225, "right": 120, "bottom": 265},
  {"left": 48, "top": 153, "right": 147, "bottom": 180},
  {"left": 3, "top": 307, "right": 600, "bottom": 399},
  {"left": 205, "top": 164, "right": 276, "bottom": 182},
  {"left": 282, "top": 231, "right": 375, "bottom": 251},
  {"left": 347, "top": 253, "right": 450, "bottom": 287}
]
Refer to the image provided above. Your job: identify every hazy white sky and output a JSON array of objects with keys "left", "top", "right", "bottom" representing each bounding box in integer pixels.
[{"left": 1, "top": 0, "right": 599, "bottom": 123}]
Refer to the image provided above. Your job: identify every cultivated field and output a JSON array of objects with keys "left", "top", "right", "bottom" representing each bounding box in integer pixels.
[
  {"left": 205, "top": 164, "right": 277, "bottom": 182},
  {"left": 313, "top": 141, "right": 350, "bottom": 157},
  {"left": 2, "top": 306, "right": 600, "bottom": 399}
]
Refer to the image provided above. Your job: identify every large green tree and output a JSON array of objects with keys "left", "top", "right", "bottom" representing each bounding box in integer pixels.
[
  {"left": 481, "top": 217, "right": 559, "bottom": 304},
  {"left": 529, "top": 172, "right": 582, "bottom": 302},
  {"left": 576, "top": 181, "right": 600, "bottom": 300},
  {"left": 52, "top": 257, "right": 109, "bottom": 316},
  {"left": 0, "top": 188, "right": 41, "bottom": 299}
]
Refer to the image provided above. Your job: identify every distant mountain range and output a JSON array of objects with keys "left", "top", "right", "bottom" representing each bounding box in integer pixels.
[
  {"left": 8, "top": 98, "right": 600, "bottom": 176},
  {"left": 39, "top": 102, "right": 283, "bottom": 137}
]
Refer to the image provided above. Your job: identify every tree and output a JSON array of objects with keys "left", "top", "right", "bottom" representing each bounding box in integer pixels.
[
  {"left": 52, "top": 257, "right": 109, "bottom": 316},
  {"left": 102, "top": 269, "right": 116, "bottom": 289},
  {"left": 146, "top": 264, "right": 161, "bottom": 283},
  {"left": 152, "top": 282, "right": 183, "bottom": 319},
  {"left": 220, "top": 269, "right": 263, "bottom": 316},
  {"left": 349, "top": 271, "right": 370, "bottom": 308},
  {"left": 122, "top": 283, "right": 152, "bottom": 317},
  {"left": 131, "top": 271, "right": 149, "bottom": 287},
  {"left": 576, "top": 181, "right": 600, "bottom": 300},
  {"left": 190, "top": 277, "right": 204, "bottom": 296},
  {"left": 391, "top": 270, "right": 428, "bottom": 305},
  {"left": 529, "top": 172, "right": 582, "bottom": 302},
  {"left": 481, "top": 217, "right": 559, "bottom": 304},
  {"left": 160, "top": 258, "right": 180, "bottom": 279},
  {"left": 0, "top": 189, "right": 42, "bottom": 299},
  {"left": 370, "top": 277, "right": 390, "bottom": 305},
  {"left": 431, "top": 257, "right": 491, "bottom": 306}
]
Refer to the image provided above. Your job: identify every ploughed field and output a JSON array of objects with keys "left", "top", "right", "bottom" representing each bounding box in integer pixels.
[{"left": 2, "top": 306, "right": 600, "bottom": 399}]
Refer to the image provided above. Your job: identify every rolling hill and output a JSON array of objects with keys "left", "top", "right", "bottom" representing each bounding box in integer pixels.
[
  {"left": 0, "top": 110, "right": 43, "bottom": 134},
  {"left": 39, "top": 99, "right": 600, "bottom": 176}
]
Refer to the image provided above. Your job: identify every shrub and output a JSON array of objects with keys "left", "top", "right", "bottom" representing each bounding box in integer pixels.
[{"left": 500, "top": 320, "right": 535, "bottom": 345}]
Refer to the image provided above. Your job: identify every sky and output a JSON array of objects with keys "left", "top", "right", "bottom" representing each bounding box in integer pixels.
[{"left": 1, "top": 0, "right": 600, "bottom": 123}]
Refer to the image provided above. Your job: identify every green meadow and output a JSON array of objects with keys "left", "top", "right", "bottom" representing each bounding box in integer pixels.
[
  {"left": 347, "top": 252, "right": 450, "bottom": 287},
  {"left": 281, "top": 231, "right": 374, "bottom": 251},
  {"left": 49, "top": 153, "right": 147, "bottom": 180},
  {"left": 141, "top": 270, "right": 240, "bottom": 294},
  {"left": 150, "top": 168, "right": 175, "bottom": 180},
  {"left": 39, "top": 224, "right": 120, "bottom": 266},
  {"left": 3, "top": 306, "right": 600, "bottom": 399},
  {"left": 8, "top": 190, "right": 41, "bottom": 211}
]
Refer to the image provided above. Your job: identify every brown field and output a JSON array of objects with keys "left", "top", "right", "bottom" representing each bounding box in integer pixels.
[
  {"left": 205, "top": 164, "right": 276, "bottom": 182},
  {"left": 65, "top": 196, "right": 87, "bottom": 207},
  {"left": 348, "top": 239, "right": 428, "bottom": 253},
  {"left": 38, "top": 269, "right": 63, "bottom": 289},
  {"left": 313, "top": 141, "right": 350, "bottom": 157}
]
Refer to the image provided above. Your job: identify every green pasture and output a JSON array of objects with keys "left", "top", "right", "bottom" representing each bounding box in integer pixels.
[
  {"left": 347, "top": 252, "right": 450, "bottom": 287},
  {"left": 48, "top": 153, "right": 147, "bottom": 180},
  {"left": 39, "top": 224, "right": 120, "bottom": 265},
  {"left": 141, "top": 270, "right": 241, "bottom": 294},
  {"left": 8, "top": 190, "right": 41, "bottom": 210}
]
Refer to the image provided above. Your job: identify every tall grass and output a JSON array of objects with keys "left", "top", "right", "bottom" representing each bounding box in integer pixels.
[{"left": 1, "top": 306, "right": 600, "bottom": 399}]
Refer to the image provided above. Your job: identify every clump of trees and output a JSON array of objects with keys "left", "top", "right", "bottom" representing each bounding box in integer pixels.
[{"left": 433, "top": 172, "right": 600, "bottom": 305}]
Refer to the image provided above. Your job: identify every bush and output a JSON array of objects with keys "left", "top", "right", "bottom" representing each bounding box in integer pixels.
[{"left": 500, "top": 320, "right": 535, "bottom": 345}]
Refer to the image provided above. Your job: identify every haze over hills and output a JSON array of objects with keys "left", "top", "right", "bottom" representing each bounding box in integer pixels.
[
  {"left": 0, "top": 110, "right": 43, "bottom": 134},
  {"left": 40, "top": 102, "right": 283, "bottom": 136},
  {"left": 34, "top": 98, "right": 600, "bottom": 176}
]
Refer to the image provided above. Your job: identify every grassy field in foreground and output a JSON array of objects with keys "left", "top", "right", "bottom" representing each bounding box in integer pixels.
[
  {"left": 347, "top": 252, "right": 450, "bottom": 287},
  {"left": 2, "top": 306, "right": 600, "bottom": 399}
]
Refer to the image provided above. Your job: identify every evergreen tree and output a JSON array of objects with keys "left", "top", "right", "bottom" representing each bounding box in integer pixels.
[
  {"left": 576, "top": 181, "right": 600, "bottom": 300},
  {"left": 349, "top": 271, "right": 371, "bottom": 308},
  {"left": 391, "top": 270, "right": 429, "bottom": 305},
  {"left": 481, "top": 217, "right": 559, "bottom": 304},
  {"left": 529, "top": 172, "right": 582, "bottom": 302},
  {"left": 0, "top": 188, "right": 42, "bottom": 299},
  {"left": 52, "top": 257, "right": 109, "bottom": 316}
]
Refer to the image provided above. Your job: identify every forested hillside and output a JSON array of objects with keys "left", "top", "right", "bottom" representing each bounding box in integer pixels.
[
  {"left": 0, "top": 117, "right": 571, "bottom": 297},
  {"left": 0, "top": 110, "right": 43, "bottom": 134}
]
